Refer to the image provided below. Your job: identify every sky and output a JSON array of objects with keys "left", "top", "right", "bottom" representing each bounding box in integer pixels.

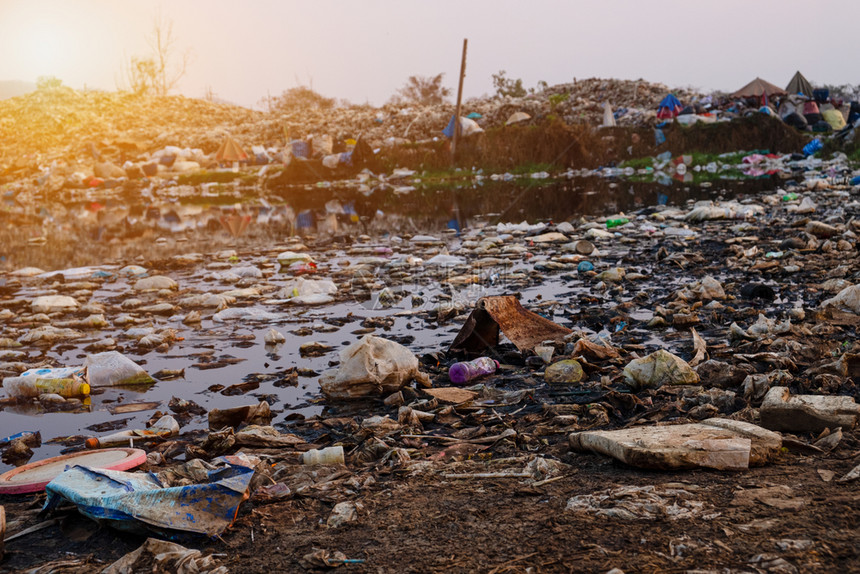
[{"left": 1, "top": 0, "right": 859, "bottom": 109}]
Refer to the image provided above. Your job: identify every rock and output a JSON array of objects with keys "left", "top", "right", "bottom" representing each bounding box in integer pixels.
[
  {"left": 569, "top": 418, "right": 782, "bottom": 470},
  {"left": 759, "top": 387, "right": 860, "bottom": 432},
  {"left": 622, "top": 349, "right": 699, "bottom": 390},
  {"left": 544, "top": 359, "right": 584, "bottom": 384}
]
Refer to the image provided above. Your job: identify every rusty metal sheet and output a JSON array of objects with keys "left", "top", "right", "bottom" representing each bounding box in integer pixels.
[{"left": 449, "top": 296, "right": 571, "bottom": 355}]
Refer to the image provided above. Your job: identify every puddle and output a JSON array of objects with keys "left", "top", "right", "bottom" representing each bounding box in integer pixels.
[{"left": 0, "top": 177, "right": 783, "bottom": 471}]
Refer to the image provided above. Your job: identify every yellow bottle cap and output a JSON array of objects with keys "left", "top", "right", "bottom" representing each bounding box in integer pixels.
[{"left": 80, "top": 383, "right": 91, "bottom": 396}]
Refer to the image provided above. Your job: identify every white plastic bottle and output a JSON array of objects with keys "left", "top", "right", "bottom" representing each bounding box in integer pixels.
[{"left": 301, "top": 446, "right": 345, "bottom": 465}]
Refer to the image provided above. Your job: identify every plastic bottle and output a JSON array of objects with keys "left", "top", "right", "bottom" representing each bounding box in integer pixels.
[
  {"left": 803, "top": 138, "right": 822, "bottom": 157},
  {"left": 448, "top": 357, "right": 499, "bottom": 384},
  {"left": 301, "top": 446, "right": 345, "bottom": 465},
  {"left": 606, "top": 218, "right": 629, "bottom": 229},
  {"left": 85, "top": 415, "right": 179, "bottom": 449},
  {"left": 782, "top": 193, "right": 799, "bottom": 202},
  {"left": 0, "top": 431, "right": 40, "bottom": 447},
  {"left": 3, "top": 376, "right": 90, "bottom": 399}
]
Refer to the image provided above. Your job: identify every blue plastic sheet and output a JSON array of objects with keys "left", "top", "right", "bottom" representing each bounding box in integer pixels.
[
  {"left": 443, "top": 115, "right": 457, "bottom": 138},
  {"left": 44, "top": 462, "right": 255, "bottom": 538},
  {"left": 290, "top": 140, "right": 309, "bottom": 159}
]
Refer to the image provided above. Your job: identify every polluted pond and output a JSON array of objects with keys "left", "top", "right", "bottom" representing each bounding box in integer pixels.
[{"left": 0, "top": 169, "right": 859, "bottom": 573}]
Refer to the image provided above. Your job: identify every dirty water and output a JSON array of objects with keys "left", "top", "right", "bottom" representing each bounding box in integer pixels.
[
  {"left": 0, "top": 176, "right": 778, "bottom": 271},
  {"left": 0, "top": 178, "right": 784, "bottom": 472}
]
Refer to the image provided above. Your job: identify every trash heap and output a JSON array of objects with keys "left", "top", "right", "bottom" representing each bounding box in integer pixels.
[
  {"left": 0, "top": 78, "right": 708, "bottom": 185},
  {"left": 0, "top": 161, "right": 858, "bottom": 570}
]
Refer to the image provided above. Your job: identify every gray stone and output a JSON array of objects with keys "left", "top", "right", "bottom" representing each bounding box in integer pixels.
[
  {"left": 759, "top": 387, "right": 860, "bottom": 433},
  {"left": 569, "top": 418, "right": 782, "bottom": 470}
]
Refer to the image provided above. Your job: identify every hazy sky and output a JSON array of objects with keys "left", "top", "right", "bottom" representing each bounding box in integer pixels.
[{"left": 2, "top": 0, "right": 858, "bottom": 109}]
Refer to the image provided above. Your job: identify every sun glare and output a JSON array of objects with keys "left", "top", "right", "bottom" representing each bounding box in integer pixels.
[{"left": 21, "top": 22, "right": 66, "bottom": 76}]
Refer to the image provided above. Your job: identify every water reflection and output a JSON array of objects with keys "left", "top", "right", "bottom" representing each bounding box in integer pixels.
[{"left": 0, "top": 176, "right": 779, "bottom": 272}]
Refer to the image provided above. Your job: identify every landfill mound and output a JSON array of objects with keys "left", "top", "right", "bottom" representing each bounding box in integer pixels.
[
  {"left": 0, "top": 78, "right": 702, "bottom": 167},
  {"left": 267, "top": 78, "right": 706, "bottom": 149},
  {"left": 0, "top": 86, "right": 266, "bottom": 160}
]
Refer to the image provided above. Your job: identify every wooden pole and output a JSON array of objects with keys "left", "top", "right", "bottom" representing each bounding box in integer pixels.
[{"left": 451, "top": 38, "right": 468, "bottom": 161}]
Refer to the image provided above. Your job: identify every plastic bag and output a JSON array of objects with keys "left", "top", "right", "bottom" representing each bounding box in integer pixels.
[
  {"left": 311, "top": 134, "right": 333, "bottom": 158},
  {"left": 622, "top": 349, "right": 699, "bottom": 390},
  {"left": 320, "top": 335, "right": 428, "bottom": 400},
  {"left": 84, "top": 351, "right": 155, "bottom": 387}
]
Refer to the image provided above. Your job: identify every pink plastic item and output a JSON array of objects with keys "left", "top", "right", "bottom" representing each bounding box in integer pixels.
[{"left": 0, "top": 448, "right": 146, "bottom": 494}]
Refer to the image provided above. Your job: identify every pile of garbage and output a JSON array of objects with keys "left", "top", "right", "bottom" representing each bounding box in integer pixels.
[
  {"left": 0, "top": 78, "right": 707, "bottom": 185},
  {"left": 0, "top": 158, "right": 858, "bottom": 568}
]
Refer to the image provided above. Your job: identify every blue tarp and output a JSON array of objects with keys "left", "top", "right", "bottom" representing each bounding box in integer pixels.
[
  {"left": 657, "top": 94, "right": 683, "bottom": 119},
  {"left": 44, "top": 462, "right": 255, "bottom": 538},
  {"left": 443, "top": 115, "right": 458, "bottom": 138}
]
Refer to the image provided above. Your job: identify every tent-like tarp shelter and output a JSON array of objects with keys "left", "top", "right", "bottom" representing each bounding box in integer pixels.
[
  {"left": 786, "top": 71, "right": 813, "bottom": 97},
  {"left": 215, "top": 134, "right": 249, "bottom": 172},
  {"left": 731, "top": 77, "right": 786, "bottom": 99},
  {"left": 656, "top": 94, "right": 682, "bottom": 119}
]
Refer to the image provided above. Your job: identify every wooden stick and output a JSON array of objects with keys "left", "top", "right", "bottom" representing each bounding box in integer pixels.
[{"left": 451, "top": 38, "right": 468, "bottom": 160}]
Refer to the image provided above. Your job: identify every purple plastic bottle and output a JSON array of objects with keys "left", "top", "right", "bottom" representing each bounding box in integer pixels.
[{"left": 448, "top": 357, "right": 499, "bottom": 384}]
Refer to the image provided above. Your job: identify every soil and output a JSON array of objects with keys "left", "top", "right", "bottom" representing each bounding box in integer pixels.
[{"left": 3, "top": 431, "right": 859, "bottom": 573}]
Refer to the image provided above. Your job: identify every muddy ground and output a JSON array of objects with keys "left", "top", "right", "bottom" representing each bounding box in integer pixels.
[{"left": 3, "top": 435, "right": 860, "bottom": 573}]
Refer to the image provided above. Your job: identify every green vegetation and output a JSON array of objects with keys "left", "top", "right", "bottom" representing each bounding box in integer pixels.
[
  {"left": 36, "top": 76, "right": 63, "bottom": 91},
  {"left": 492, "top": 70, "right": 527, "bottom": 98},
  {"left": 176, "top": 170, "right": 259, "bottom": 186},
  {"left": 509, "top": 162, "right": 555, "bottom": 175},
  {"left": 390, "top": 73, "right": 451, "bottom": 105},
  {"left": 620, "top": 157, "right": 653, "bottom": 170},
  {"left": 548, "top": 93, "right": 569, "bottom": 111}
]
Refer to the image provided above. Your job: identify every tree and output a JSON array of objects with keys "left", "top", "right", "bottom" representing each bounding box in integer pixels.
[
  {"left": 390, "top": 73, "right": 451, "bottom": 105},
  {"left": 492, "top": 70, "right": 526, "bottom": 99},
  {"left": 122, "top": 14, "right": 190, "bottom": 96},
  {"left": 126, "top": 56, "right": 157, "bottom": 96},
  {"left": 36, "top": 76, "right": 63, "bottom": 91},
  {"left": 147, "top": 14, "right": 190, "bottom": 96},
  {"left": 269, "top": 86, "right": 336, "bottom": 112}
]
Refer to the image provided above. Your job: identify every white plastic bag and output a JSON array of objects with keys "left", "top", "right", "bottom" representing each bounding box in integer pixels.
[
  {"left": 84, "top": 351, "right": 155, "bottom": 387},
  {"left": 320, "top": 335, "right": 428, "bottom": 400}
]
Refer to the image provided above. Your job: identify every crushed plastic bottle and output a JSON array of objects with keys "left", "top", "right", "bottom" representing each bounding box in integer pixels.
[
  {"left": 85, "top": 415, "right": 179, "bottom": 448},
  {"left": 449, "top": 357, "right": 499, "bottom": 384},
  {"left": 301, "top": 446, "right": 345, "bottom": 465},
  {"left": 803, "top": 139, "right": 822, "bottom": 157},
  {"left": 3, "top": 368, "right": 90, "bottom": 399},
  {"left": 606, "top": 218, "right": 630, "bottom": 229}
]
